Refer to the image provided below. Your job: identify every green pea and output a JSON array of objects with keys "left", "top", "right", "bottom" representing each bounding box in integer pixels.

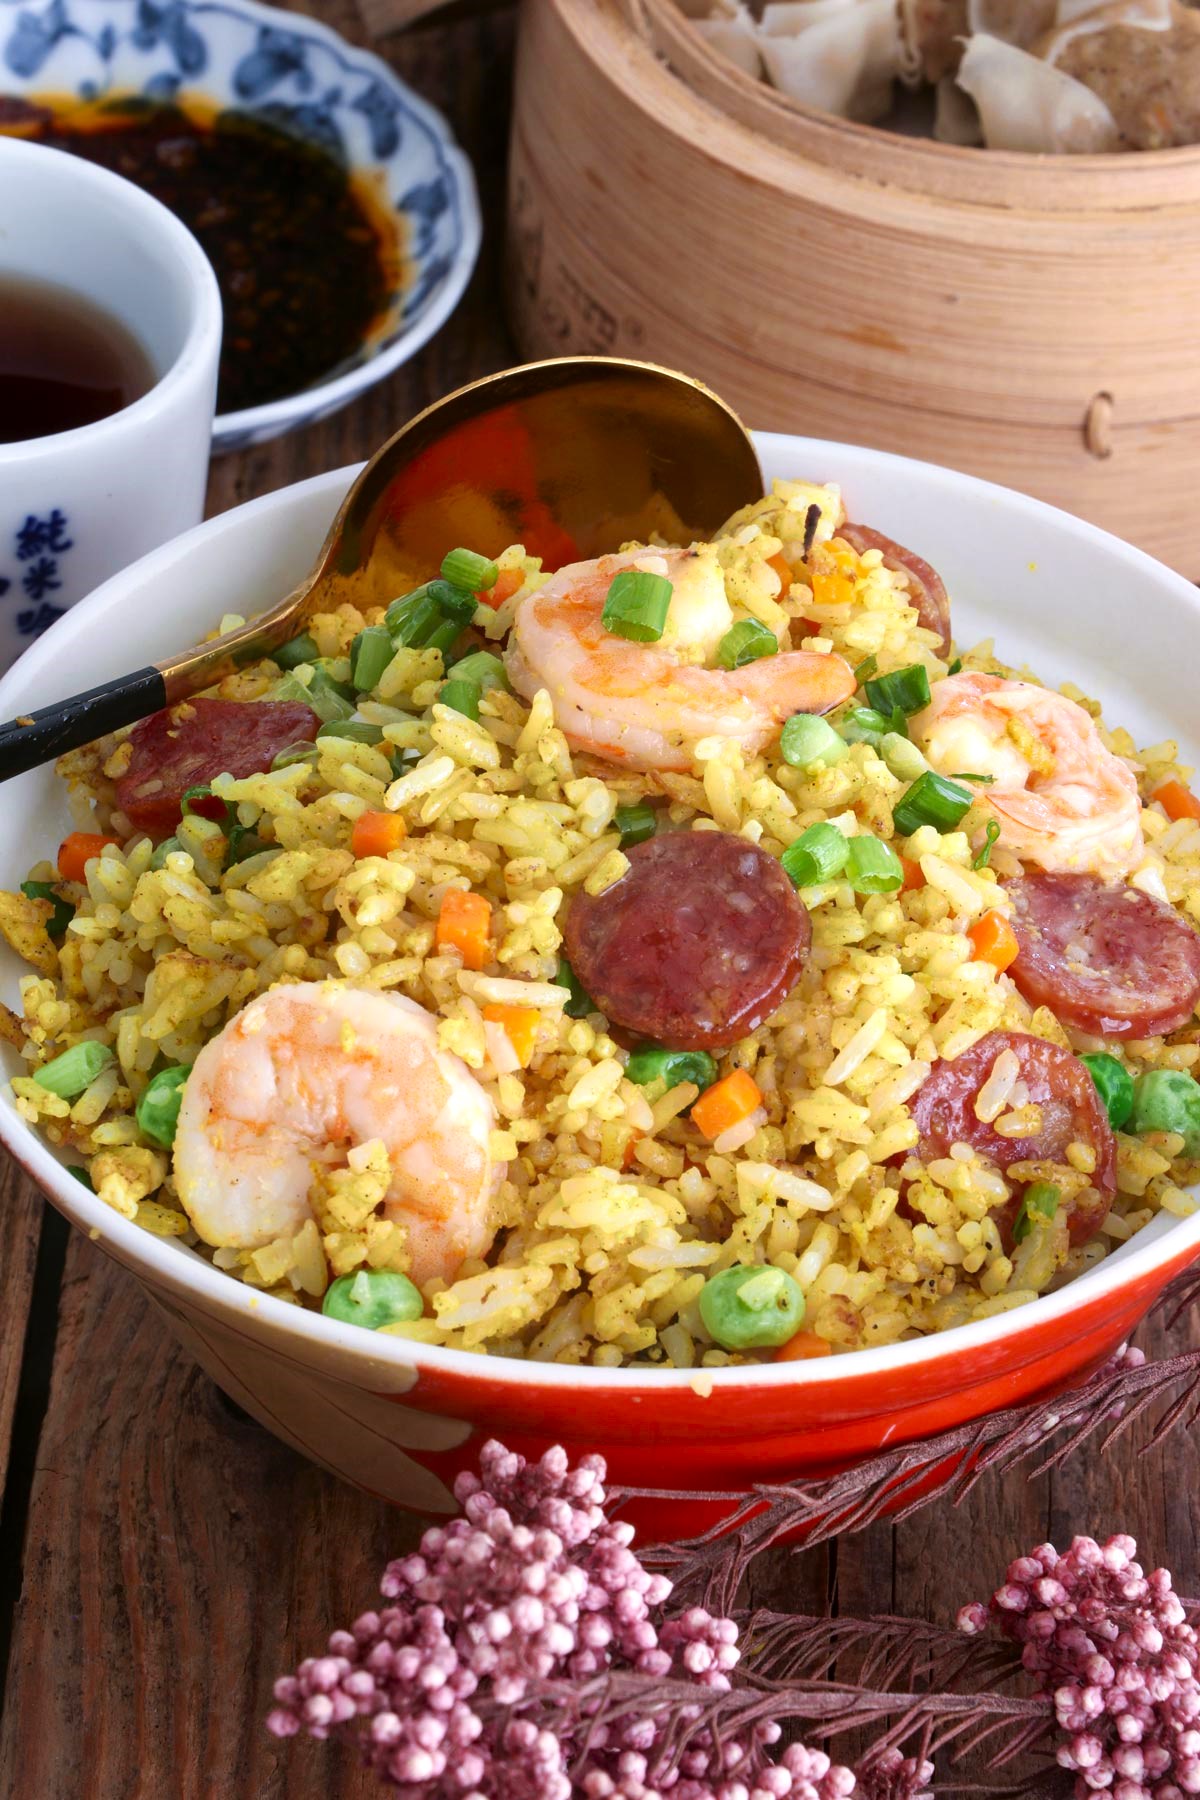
[
  {"left": 322, "top": 1269, "right": 424, "bottom": 1331},
  {"left": 1130, "top": 1069, "right": 1200, "bottom": 1158},
  {"left": 1080, "top": 1053, "right": 1135, "bottom": 1132},
  {"left": 625, "top": 1042, "right": 717, "bottom": 1092},
  {"left": 136, "top": 1064, "right": 190, "bottom": 1149},
  {"left": 698, "top": 1264, "right": 805, "bottom": 1351}
]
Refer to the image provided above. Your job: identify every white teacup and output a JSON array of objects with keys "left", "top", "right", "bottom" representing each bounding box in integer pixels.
[{"left": 0, "top": 137, "right": 221, "bottom": 674}]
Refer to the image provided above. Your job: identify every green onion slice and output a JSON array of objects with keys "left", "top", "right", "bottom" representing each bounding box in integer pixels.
[
  {"left": 951, "top": 773, "right": 996, "bottom": 784},
  {"left": 780, "top": 713, "right": 849, "bottom": 770},
  {"left": 386, "top": 587, "right": 443, "bottom": 646},
  {"left": 272, "top": 741, "right": 320, "bottom": 771},
  {"left": 1012, "top": 1181, "right": 1061, "bottom": 1244},
  {"left": 316, "top": 719, "right": 385, "bottom": 746},
  {"left": 624, "top": 1042, "right": 718, "bottom": 1092},
  {"left": 21, "top": 879, "right": 73, "bottom": 942},
  {"left": 1080, "top": 1053, "right": 1135, "bottom": 1132},
  {"left": 865, "top": 664, "right": 931, "bottom": 718},
  {"left": 947, "top": 657, "right": 963, "bottom": 675},
  {"left": 33, "top": 1040, "right": 114, "bottom": 1099},
  {"left": 613, "top": 801, "right": 657, "bottom": 848},
  {"left": 441, "top": 548, "right": 499, "bottom": 594},
  {"left": 136, "top": 1064, "right": 190, "bottom": 1149},
  {"left": 180, "top": 784, "right": 226, "bottom": 821},
  {"left": 274, "top": 631, "right": 319, "bottom": 671},
  {"left": 853, "top": 653, "right": 878, "bottom": 683},
  {"left": 447, "top": 650, "right": 508, "bottom": 694},
  {"left": 892, "top": 771, "right": 974, "bottom": 837},
  {"left": 972, "top": 819, "right": 1002, "bottom": 869},
  {"left": 845, "top": 834, "right": 904, "bottom": 895},
  {"left": 438, "top": 680, "right": 480, "bottom": 721},
  {"left": 556, "top": 956, "right": 594, "bottom": 1020},
  {"left": 838, "top": 706, "right": 892, "bottom": 747},
  {"left": 149, "top": 837, "right": 182, "bottom": 870},
  {"left": 304, "top": 668, "right": 356, "bottom": 724},
  {"left": 601, "top": 569, "right": 673, "bottom": 643},
  {"left": 716, "top": 619, "right": 778, "bottom": 670},
  {"left": 781, "top": 822, "right": 848, "bottom": 889},
  {"left": 350, "top": 626, "right": 394, "bottom": 694},
  {"left": 67, "top": 1164, "right": 93, "bottom": 1190}
]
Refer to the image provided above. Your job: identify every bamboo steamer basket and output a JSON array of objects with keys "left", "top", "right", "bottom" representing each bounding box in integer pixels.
[{"left": 506, "top": 0, "right": 1200, "bottom": 575}]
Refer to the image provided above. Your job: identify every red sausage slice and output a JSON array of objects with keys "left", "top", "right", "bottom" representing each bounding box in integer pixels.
[
  {"left": 1008, "top": 872, "right": 1200, "bottom": 1041},
  {"left": 838, "top": 523, "right": 952, "bottom": 656},
  {"left": 562, "top": 830, "right": 811, "bottom": 1051},
  {"left": 909, "top": 1029, "right": 1115, "bottom": 1241},
  {"left": 116, "top": 697, "right": 320, "bottom": 835}
]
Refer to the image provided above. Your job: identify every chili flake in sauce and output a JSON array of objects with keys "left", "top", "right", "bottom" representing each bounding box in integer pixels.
[{"left": 1, "top": 96, "right": 402, "bottom": 414}]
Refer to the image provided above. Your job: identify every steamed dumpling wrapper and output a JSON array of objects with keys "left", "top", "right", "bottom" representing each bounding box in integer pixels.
[
  {"left": 898, "top": 0, "right": 1057, "bottom": 82},
  {"left": 956, "top": 30, "right": 1120, "bottom": 147},
  {"left": 1033, "top": 0, "right": 1200, "bottom": 147},
  {"left": 757, "top": 0, "right": 904, "bottom": 122},
  {"left": 692, "top": 2, "right": 764, "bottom": 74}
]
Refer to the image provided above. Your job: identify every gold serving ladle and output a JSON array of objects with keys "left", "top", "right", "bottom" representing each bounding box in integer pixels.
[{"left": 0, "top": 357, "right": 763, "bottom": 782}]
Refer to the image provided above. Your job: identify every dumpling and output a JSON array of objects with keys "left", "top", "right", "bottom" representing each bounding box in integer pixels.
[
  {"left": 955, "top": 30, "right": 1120, "bottom": 147},
  {"left": 1032, "top": 0, "right": 1200, "bottom": 147},
  {"left": 757, "top": 0, "right": 904, "bottom": 122},
  {"left": 934, "top": 71, "right": 984, "bottom": 138},
  {"left": 692, "top": 2, "right": 764, "bottom": 76},
  {"left": 898, "top": 0, "right": 1056, "bottom": 81}
]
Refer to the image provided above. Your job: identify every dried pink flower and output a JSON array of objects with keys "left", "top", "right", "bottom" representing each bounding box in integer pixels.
[
  {"left": 959, "top": 1532, "right": 1200, "bottom": 1800},
  {"left": 267, "top": 1440, "right": 862, "bottom": 1800}
]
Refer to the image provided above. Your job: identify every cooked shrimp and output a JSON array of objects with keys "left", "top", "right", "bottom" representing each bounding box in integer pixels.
[
  {"left": 910, "top": 671, "right": 1144, "bottom": 879},
  {"left": 506, "top": 546, "right": 856, "bottom": 771},
  {"left": 173, "top": 982, "right": 499, "bottom": 1285}
]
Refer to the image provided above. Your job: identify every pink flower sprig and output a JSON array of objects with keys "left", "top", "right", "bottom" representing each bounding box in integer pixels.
[
  {"left": 268, "top": 1440, "right": 877, "bottom": 1800},
  {"left": 959, "top": 1534, "right": 1200, "bottom": 1799}
]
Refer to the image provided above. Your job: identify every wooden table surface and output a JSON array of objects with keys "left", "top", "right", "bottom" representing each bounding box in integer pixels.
[{"left": 1, "top": 8, "right": 1197, "bottom": 1795}]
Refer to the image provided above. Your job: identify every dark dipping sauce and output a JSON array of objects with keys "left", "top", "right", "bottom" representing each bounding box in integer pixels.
[{"left": 1, "top": 97, "right": 400, "bottom": 415}]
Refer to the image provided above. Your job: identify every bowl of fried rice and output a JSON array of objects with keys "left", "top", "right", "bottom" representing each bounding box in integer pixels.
[{"left": 1, "top": 434, "right": 1198, "bottom": 1533}]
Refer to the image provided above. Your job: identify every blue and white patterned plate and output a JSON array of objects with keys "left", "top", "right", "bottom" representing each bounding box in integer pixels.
[{"left": 0, "top": 0, "right": 481, "bottom": 450}]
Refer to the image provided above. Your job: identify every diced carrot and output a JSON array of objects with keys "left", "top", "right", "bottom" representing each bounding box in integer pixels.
[
  {"left": 807, "top": 544, "right": 856, "bottom": 609},
  {"left": 57, "top": 831, "right": 119, "bottom": 883},
  {"left": 766, "top": 551, "right": 794, "bottom": 597},
  {"left": 436, "top": 888, "right": 492, "bottom": 969},
  {"left": 482, "top": 1003, "right": 539, "bottom": 1067},
  {"left": 479, "top": 568, "right": 523, "bottom": 610},
  {"left": 351, "top": 809, "right": 407, "bottom": 860},
  {"left": 773, "top": 1328, "right": 833, "bottom": 1363},
  {"left": 1152, "top": 779, "right": 1200, "bottom": 824},
  {"left": 967, "top": 908, "right": 1020, "bottom": 973},
  {"left": 691, "top": 1068, "right": 763, "bottom": 1142},
  {"left": 900, "top": 855, "right": 926, "bottom": 892},
  {"left": 621, "top": 1134, "right": 642, "bottom": 1172}
]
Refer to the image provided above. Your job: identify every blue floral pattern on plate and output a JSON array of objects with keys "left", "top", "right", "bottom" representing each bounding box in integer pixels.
[{"left": 0, "top": 0, "right": 481, "bottom": 449}]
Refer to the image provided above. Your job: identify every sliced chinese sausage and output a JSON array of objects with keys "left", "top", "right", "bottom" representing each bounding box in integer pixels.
[
  {"left": 562, "top": 829, "right": 811, "bottom": 1052},
  {"left": 115, "top": 697, "right": 320, "bottom": 835},
  {"left": 909, "top": 1029, "right": 1115, "bottom": 1243},
  {"left": 1008, "top": 872, "right": 1200, "bottom": 1041},
  {"left": 837, "top": 523, "right": 952, "bottom": 656}
]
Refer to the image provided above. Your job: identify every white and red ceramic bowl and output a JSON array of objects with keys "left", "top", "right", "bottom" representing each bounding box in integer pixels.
[{"left": 2, "top": 435, "right": 1197, "bottom": 1538}]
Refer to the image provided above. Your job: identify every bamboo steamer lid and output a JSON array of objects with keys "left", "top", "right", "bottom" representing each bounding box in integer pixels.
[{"left": 507, "top": 0, "right": 1200, "bottom": 576}]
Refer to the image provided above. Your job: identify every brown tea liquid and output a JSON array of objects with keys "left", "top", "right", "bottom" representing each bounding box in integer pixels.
[{"left": 0, "top": 275, "right": 155, "bottom": 443}]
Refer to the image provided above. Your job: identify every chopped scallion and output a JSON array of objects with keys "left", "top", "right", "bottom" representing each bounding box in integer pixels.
[
  {"left": 149, "top": 837, "right": 181, "bottom": 870},
  {"left": 1012, "top": 1181, "right": 1060, "bottom": 1243},
  {"left": 305, "top": 667, "right": 356, "bottom": 724},
  {"left": 316, "top": 719, "right": 386, "bottom": 746},
  {"left": 21, "top": 879, "right": 73, "bottom": 942},
  {"left": 973, "top": 819, "right": 1002, "bottom": 869},
  {"left": 136, "top": 1064, "right": 190, "bottom": 1149},
  {"left": 780, "top": 713, "right": 849, "bottom": 770},
  {"left": 556, "top": 957, "right": 594, "bottom": 1020},
  {"left": 880, "top": 733, "right": 928, "bottom": 783},
  {"left": 892, "top": 771, "right": 973, "bottom": 836},
  {"left": 438, "top": 680, "right": 480, "bottom": 721},
  {"left": 180, "top": 783, "right": 226, "bottom": 821},
  {"left": 350, "top": 626, "right": 394, "bottom": 694},
  {"left": 625, "top": 1043, "right": 718, "bottom": 1092},
  {"left": 951, "top": 773, "right": 995, "bottom": 785},
  {"left": 441, "top": 547, "right": 499, "bottom": 593},
  {"left": 844, "top": 835, "right": 904, "bottom": 894},
  {"left": 838, "top": 706, "right": 892, "bottom": 747},
  {"left": 386, "top": 586, "right": 443, "bottom": 646},
  {"left": 614, "top": 801, "right": 657, "bottom": 848},
  {"left": 865, "top": 664, "right": 931, "bottom": 717},
  {"left": 601, "top": 570, "right": 673, "bottom": 643},
  {"left": 854, "top": 653, "right": 878, "bottom": 684},
  {"left": 274, "top": 631, "right": 319, "bottom": 671},
  {"left": 947, "top": 657, "right": 963, "bottom": 675},
  {"left": 447, "top": 650, "right": 508, "bottom": 694},
  {"left": 781, "top": 822, "right": 848, "bottom": 889},
  {"left": 67, "top": 1164, "right": 93, "bottom": 1190},
  {"left": 716, "top": 619, "right": 778, "bottom": 670},
  {"left": 272, "top": 741, "right": 320, "bottom": 771},
  {"left": 33, "top": 1040, "right": 113, "bottom": 1099}
]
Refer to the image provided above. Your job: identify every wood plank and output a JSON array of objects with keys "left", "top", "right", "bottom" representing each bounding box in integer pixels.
[{"left": 0, "top": 1165, "right": 47, "bottom": 1512}]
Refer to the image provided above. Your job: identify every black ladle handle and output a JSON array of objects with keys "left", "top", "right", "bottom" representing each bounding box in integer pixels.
[{"left": 0, "top": 666, "right": 167, "bottom": 783}]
